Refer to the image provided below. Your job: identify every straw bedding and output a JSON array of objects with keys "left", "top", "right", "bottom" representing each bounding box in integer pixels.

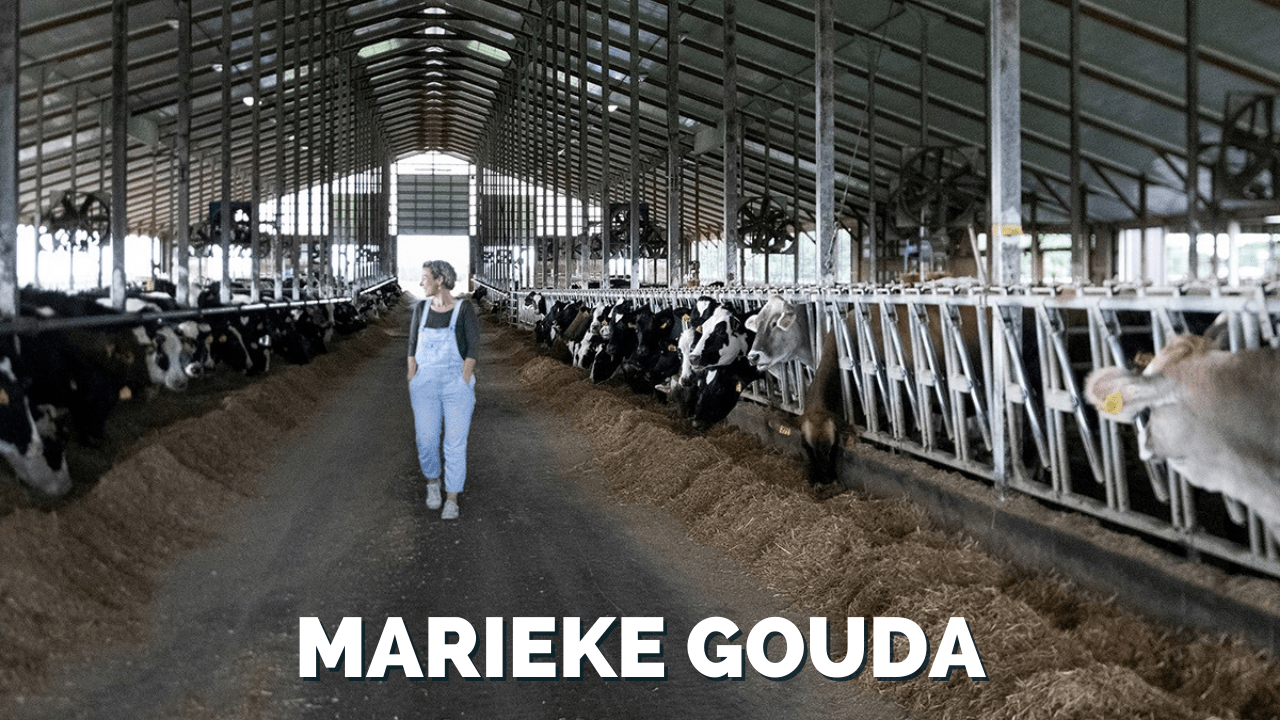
[
  {"left": 0, "top": 310, "right": 398, "bottom": 703},
  {"left": 507, "top": 319, "right": 1280, "bottom": 720}
]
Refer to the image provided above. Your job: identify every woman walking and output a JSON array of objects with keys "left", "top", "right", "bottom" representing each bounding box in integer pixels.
[{"left": 407, "top": 260, "right": 480, "bottom": 520}]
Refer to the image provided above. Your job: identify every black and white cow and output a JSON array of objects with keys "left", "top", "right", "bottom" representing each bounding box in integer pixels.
[
  {"left": 621, "top": 306, "right": 684, "bottom": 395},
  {"left": 572, "top": 302, "right": 614, "bottom": 370},
  {"left": 687, "top": 305, "right": 752, "bottom": 372},
  {"left": 665, "top": 302, "right": 757, "bottom": 430},
  {"left": 520, "top": 291, "right": 547, "bottom": 327},
  {"left": 677, "top": 355, "right": 763, "bottom": 431},
  {"left": 0, "top": 342, "right": 71, "bottom": 496},
  {"left": 661, "top": 296, "right": 722, "bottom": 391},
  {"left": 22, "top": 288, "right": 190, "bottom": 395},
  {"left": 1085, "top": 333, "right": 1280, "bottom": 539},
  {"left": 590, "top": 301, "right": 637, "bottom": 383}
]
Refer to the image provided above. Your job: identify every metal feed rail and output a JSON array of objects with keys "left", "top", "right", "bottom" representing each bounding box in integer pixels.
[
  {"left": 501, "top": 281, "right": 1280, "bottom": 579},
  {"left": 0, "top": 275, "right": 400, "bottom": 336}
]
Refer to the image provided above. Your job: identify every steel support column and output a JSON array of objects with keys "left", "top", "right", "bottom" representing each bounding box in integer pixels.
[
  {"left": 0, "top": 0, "right": 16, "bottom": 316},
  {"left": 815, "top": 0, "right": 836, "bottom": 285},
  {"left": 33, "top": 67, "right": 44, "bottom": 288},
  {"left": 219, "top": 0, "right": 233, "bottom": 305},
  {"left": 250, "top": 0, "right": 262, "bottom": 302},
  {"left": 110, "top": 0, "right": 129, "bottom": 309},
  {"left": 628, "top": 0, "right": 641, "bottom": 287},
  {"left": 868, "top": 64, "right": 878, "bottom": 284},
  {"left": 579, "top": 0, "right": 590, "bottom": 285},
  {"left": 989, "top": 0, "right": 1022, "bottom": 285},
  {"left": 722, "top": 0, "right": 740, "bottom": 284},
  {"left": 666, "top": 1, "right": 683, "bottom": 288},
  {"left": 1185, "top": 0, "right": 1200, "bottom": 280},
  {"left": 273, "top": 0, "right": 285, "bottom": 301},
  {"left": 1069, "top": 0, "right": 1086, "bottom": 282},
  {"left": 599, "top": 0, "right": 611, "bottom": 280},
  {"left": 989, "top": 0, "right": 1024, "bottom": 493}
]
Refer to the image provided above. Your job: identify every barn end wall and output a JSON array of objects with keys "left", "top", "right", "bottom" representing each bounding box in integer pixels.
[{"left": 726, "top": 402, "right": 1280, "bottom": 657}]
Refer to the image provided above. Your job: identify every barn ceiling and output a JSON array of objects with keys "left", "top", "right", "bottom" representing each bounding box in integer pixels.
[{"left": 14, "top": 0, "right": 1280, "bottom": 243}]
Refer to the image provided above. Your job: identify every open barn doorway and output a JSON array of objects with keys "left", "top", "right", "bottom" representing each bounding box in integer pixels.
[
  {"left": 397, "top": 235, "right": 470, "bottom": 300},
  {"left": 392, "top": 152, "right": 475, "bottom": 300}
]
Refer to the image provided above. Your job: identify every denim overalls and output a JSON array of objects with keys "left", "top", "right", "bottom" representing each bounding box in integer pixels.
[{"left": 409, "top": 301, "right": 476, "bottom": 494}]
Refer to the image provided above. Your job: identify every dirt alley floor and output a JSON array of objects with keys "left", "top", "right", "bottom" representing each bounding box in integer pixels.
[{"left": 4, "top": 302, "right": 916, "bottom": 720}]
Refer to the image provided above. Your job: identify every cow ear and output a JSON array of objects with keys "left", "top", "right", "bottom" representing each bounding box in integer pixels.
[
  {"left": 1084, "top": 367, "right": 1175, "bottom": 420},
  {"left": 744, "top": 313, "right": 761, "bottom": 333},
  {"left": 776, "top": 310, "right": 796, "bottom": 331}
]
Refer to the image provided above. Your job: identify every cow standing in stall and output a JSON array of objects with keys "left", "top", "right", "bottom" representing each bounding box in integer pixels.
[
  {"left": 0, "top": 339, "right": 72, "bottom": 496},
  {"left": 670, "top": 303, "right": 759, "bottom": 430},
  {"left": 745, "top": 296, "right": 844, "bottom": 486},
  {"left": 747, "top": 294, "right": 988, "bottom": 487},
  {"left": 1085, "top": 334, "right": 1280, "bottom": 540}
]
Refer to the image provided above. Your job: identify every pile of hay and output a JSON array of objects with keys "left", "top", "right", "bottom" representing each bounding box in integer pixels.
[
  {"left": 502, "top": 319, "right": 1280, "bottom": 720},
  {"left": 0, "top": 305, "right": 401, "bottom": 704}
]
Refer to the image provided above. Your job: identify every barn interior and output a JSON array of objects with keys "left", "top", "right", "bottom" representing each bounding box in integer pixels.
[
  {"left": 4, "top": 2, "right": 1280, "bottom": 717},
  {"left": 10, "top": 0, "right": 1280, "bottom": 294}
]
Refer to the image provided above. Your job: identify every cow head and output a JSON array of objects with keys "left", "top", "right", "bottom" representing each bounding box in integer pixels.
[
  {"left": 689, "top": 307, "right": 749, "bottom": 371},
  {"left": 134, "top": 325, "right": 190, "bottom": 392},
  {"left": 744, "top": 296, "right": 814, "bottom": 369}
]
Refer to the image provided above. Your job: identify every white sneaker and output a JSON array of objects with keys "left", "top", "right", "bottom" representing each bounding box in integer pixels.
[
  {"left": 425, "top": 480, "right": 442, "bottom": 510},
  {"left": 441, "top": 498, "right": 459, "bottom": 520}
]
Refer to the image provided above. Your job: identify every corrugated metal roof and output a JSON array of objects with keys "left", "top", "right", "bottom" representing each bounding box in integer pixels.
[{"left": 13, "top": 0, "right": 1280, "bottom": 242}]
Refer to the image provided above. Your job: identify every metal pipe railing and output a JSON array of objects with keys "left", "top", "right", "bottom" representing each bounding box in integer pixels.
[{"left": 508, "top": 280, "right": 1280, "bottom": 580}]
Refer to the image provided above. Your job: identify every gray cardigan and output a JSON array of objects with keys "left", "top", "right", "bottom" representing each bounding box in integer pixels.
[{"left": 407, "top": 299, "right": 480, "bottom": 361}]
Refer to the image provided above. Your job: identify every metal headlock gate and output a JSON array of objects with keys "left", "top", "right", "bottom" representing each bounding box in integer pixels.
[
  {"left": 0, "top": 275, "right": 400, "bottom": 336},
  {"left": 479, "top": 279, "right": 1280, "bottom": 580}
]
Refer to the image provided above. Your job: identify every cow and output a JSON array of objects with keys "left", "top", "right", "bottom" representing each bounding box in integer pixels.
[
  {"left": 746, "top": 296, "right": 844, "bottom": 486},
  {"left": 556, "top": 303, "right": 593, "bottom": 364},
  {"left": 686, "top": 305, "right": 753, "bottom": 373},
  {"left": 679, "top": 356, "right": 764, "bottom": 431},
  {"left": 520, "top": 291, "right": 547, "bottom": 326},
  {"left": 0, "top": 343, "right": 72, "bottom": 497},
  {"left": 143, "top": 324, "right": 191, "bottom": 392},
  {"left": 572, "top": 302, "right": 614, "bottom": 370},
  {"left": 590, "top": 301, "right": 637, "bottom": 383},
  {"left": 205, "top": 312, "right": 272, "bottom": 376},
  {"left": 664, "top": 303, "right": 758, "bottom": 430},
  {"left": 1084, "top": 333, "right": 1280, "bottom": 539},
  {"left": 621, "top": 306, "right": 684, "bottom": 395},
  {"left": 332, "top": 302, "right": 367, "bottom": 335},
  {"left": 666, "top": 296, "right": 724, "bottom": 387},
  {"left": 746, "top": 294, "right": 987, "bottom": 486},
  {"left": 26, "top": 288, "right": 191, "bottom": 393}
]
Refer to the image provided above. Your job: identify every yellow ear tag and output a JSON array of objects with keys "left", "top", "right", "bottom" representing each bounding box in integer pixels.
[
  {"left": 682, "top": 315, "right": 690, "bottom": 322},
  {"left": 1103, "top": 391, "right": 1123, "bottom": 415},
  {"left": 778, "top": 425, "right": 792, "bottom": 436},
  {"left": 735, "top": 382, "right": 743, "bottom": 393}
]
